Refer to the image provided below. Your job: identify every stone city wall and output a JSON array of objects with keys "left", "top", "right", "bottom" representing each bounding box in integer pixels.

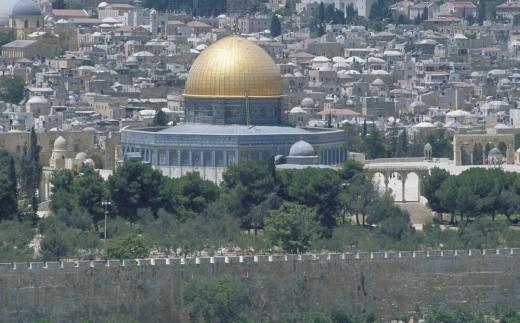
[{"left": 1, "top": 249, "right": 520, "bottom": 323}]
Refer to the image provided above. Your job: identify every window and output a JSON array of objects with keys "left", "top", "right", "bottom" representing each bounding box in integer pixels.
[
  {"left": 24, "top": 20, "right": 28, "bottom": 28},
  {"left": 159, "top": 150, "right": 165, "bottom": 164},
  {"left": 16, "top": 145, "right": 20, "bottom": 153}
]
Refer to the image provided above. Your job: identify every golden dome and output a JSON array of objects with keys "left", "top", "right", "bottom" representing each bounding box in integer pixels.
[{"left": 184, "top": 35, "right": 283, "bottom": 98}]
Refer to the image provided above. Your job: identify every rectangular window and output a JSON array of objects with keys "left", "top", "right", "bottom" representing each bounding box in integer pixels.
[{"left": 159, "top": 150, "right": 165, "bottom": 164}]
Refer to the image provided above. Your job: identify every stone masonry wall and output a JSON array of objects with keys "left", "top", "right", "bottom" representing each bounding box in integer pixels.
[{"left": 1, "top": 249, "right": 520, "bottom": 323}]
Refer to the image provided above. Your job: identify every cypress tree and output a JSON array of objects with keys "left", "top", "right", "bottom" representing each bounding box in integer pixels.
[{"left": 270, "top": 15, "right": 281, "bottom": 37}]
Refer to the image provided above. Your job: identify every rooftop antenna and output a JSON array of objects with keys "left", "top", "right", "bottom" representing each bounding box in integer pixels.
[{"left": 245, "top": 92, "right": 250, "bottom": 126}]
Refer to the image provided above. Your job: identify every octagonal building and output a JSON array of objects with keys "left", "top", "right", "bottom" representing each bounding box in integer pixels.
[{"left": 121, "top": 33, "right": 347, "bottom": 183}]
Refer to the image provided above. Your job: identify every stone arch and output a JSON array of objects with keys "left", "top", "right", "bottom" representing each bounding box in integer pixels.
[
  {"left": 454, "top": 134, "right": 515, "bottom": 165},
  {"left": 365, "top": 166, "right": 429, "bottom": 202},
  {"left": 90, "top": 153, "right": 104, "bottom": 169}
]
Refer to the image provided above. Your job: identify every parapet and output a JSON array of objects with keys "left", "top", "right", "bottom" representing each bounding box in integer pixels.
[{"left": 2, "top": 249, "right": 520, "bottom": 272}]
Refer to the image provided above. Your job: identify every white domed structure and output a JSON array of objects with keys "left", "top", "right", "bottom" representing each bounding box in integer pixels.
[
  {"left": 50, "top": 136, "right": 67, "bottom": 169},
  {"left": 54, "top": 136, "right": 67, "bottom": 151},
  {"left": 12, "top": 0, "right": 42, "bottom": 16},
  {"left": 301, "top": 98, "right": 315, "bottom": 109},
  {"left": 416, "top": 122, "right": 435, "bottom": 128},
  {"left": 409, "top": 101, "right": 429, "bottom": 113},
  {"left": 372, "top": 78, "right": 384, "bottom": 86},
  {"left": 84, "top": 158, "right": 95, "bottom": 166},
  {"left": 290, "top": 107, "right": 306, "bottom": 114},
  {"left": 286, "top": 140, "right": 318, "bottom": 165},
  {"left": 75, "top": 152, "right": 88, "bottom": 160},
  {"left": 289, "top": 140, "right": 315, "bottom": 157},
  {"left": 98, "top": 1, "right": 108, "bottom": 9},
  {"left": 289, "top": 107, "right": 308, "bottom": 127},
  {"left": 27, "top": 96, "right": 46, "bottom": 104}
]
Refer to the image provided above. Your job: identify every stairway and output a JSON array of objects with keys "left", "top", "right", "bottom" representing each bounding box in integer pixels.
[{"left": 394, "top": 202, "right": 434, "bottom": 225}]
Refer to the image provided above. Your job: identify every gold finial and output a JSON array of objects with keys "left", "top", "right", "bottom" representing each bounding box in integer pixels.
[{"left": 232, "top": 16, "right": 238, "bottom": 35}]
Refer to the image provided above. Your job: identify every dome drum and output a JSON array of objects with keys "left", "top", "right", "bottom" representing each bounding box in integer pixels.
[{"left": 184, "top": 97, "right": 284, "bottom": 125}]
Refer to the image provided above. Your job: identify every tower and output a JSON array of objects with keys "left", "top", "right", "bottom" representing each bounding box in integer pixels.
[{"left": 150, "top": 9, "right": 158, "bottom": 37}]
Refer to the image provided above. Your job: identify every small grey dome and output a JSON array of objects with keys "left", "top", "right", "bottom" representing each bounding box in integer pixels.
[
  {"left": 372, "top": 78, "right": 384, "bottom": 86},
  {"left": 75, "top": 152, "right": 88, "bottom": 160},
  {"left": 289, "top": 140, "right": 315, "bottom": 157},
  {"left": 301, "top": 98, "right": 315, "bottom": 108},
  {"left": 12, "top": 0, "right": 42, "bottom": 16},
  {"left": 54, "top": 136, "right": 67, "bottom": 151},
  {"left": 424, "top": 143, "right": 432, "bottom": 149},
  {"left": 488, "top": 148, "right": 502, "bottom": 156}
]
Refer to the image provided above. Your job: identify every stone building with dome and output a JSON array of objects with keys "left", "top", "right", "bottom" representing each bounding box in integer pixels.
[
  {"left": 9, "top": 0, "right": 44, "bottom": 39},
  {"left": 120, "top": 33, "right": 347, "bottom": 183}
]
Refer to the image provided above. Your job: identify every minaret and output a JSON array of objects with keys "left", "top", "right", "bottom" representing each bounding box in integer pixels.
[
  {"left": 150, "top": 9, "right": 158, "bottom": 37},
  {"left": 40, "top": 0, "right": 52, "bottom": 15},
  {"left": 132, "top": 0, "right": 143, "bottom": 27}
]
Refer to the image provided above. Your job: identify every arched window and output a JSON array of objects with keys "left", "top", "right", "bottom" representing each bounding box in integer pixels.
[{"left": 24, "top": 20, "right": 28, "bottom": 28}]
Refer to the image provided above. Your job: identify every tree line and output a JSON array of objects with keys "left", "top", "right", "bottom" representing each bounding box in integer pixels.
[
  {"left": 345, "top": 123, "right": 453, "bottom": 160},
  {"left": 422, "top": 167, "right": 520, "bottom": 224},
  {"left": 4, "top": 142, "right": 520, "bottom": 262}
]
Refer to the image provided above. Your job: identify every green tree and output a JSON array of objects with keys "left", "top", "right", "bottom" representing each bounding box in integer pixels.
[
  {"left": 270, "top": 14, "right": 282, "bottom": 37},
  {"left": 363, "top": 127, "right": 387, "bottom": 159},
  {"left": 182, "top": 276, "right": 252, "bottom": 323},
  {"left": 421, "top": 7, "right": 428, "bottom": 21},
  {"left": 278, "top": 168, "right": 341, "bottom": 232},
  {"left": 477, "top": 0, "right": 486, "bottom": 25},
  {"left": 466, "top": 14, "right": 475, "bottom": 25},
  {"left": 103, "top": 233, "right": 154, "bottom": 260},
  {"left": 495, "top": 189, "right": 520, "bottom": 223},
  {"left": 248, "top": 0, "right": 267, "bottom": 14},
  {"left": 397, "top": 127, "right": 409, "bottom": 157},
  {"left": 40, "top": 223, "right": 72, "bottom": 261},
  {"left": 72, "top": 164, "right": 109, "bottom": 227},
  {"left": 265, "top": 202, "right": 322, "bottom": 254},
  {"left": 52, "top": 0, "right": 66, "bottom": 9},
  {"left": 331, "top": 309, "right": 354, "bottom": 323},
  {"left": 338, "top": 159, "right": 364, "bottom": 181},
  {"left": 20, "top": 127, "right": 42, "bottom": 218},
  {"left": 421, "top": 167, "right": 451, "bottom": 215},
  {"left": 342, "top": 173, "right": 378, "bottom": 226},
  {"left": 0, "top": 176, "right": 18, "bottom": 220},
  {"left": 0, "top": 150, "right": 18, "bottom": 220},
  {"left": 327, "top": 112, "right": 333, "bottom": 128},
  {"left": 0, "top": 75, "right": 26, "bottom": 104},
  {"left": 220, "top": 159, "right": 275, "bottom": 222},
  {"left": 342, "top": 122, "right": 363, "bottom": 152},
  {"left": 0, "top": 32, "right": 14, "bottom": 54},
  {"left": 165, "top": 172, "right": 220, "bottom": 220},
  {"left": 346, "top": 3, "right": 357, "bottom": 22},
  {"left": 152, "top": 109, "right": 168, "bottom": 126},
  {"left": 107, "top": 159, "right": 167, "bottom": 221},
  {"left": 0, "top": 219, "right": 35, "bottom": 262},
  {"left": 318, "top": 1, "right": 325, "bottom": 23},
  {"left": 514, "top": 15, "right": 520, "bottom": 26},
  {"left": 436, "top": 175, "right": 458, "bottom": 223}
]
